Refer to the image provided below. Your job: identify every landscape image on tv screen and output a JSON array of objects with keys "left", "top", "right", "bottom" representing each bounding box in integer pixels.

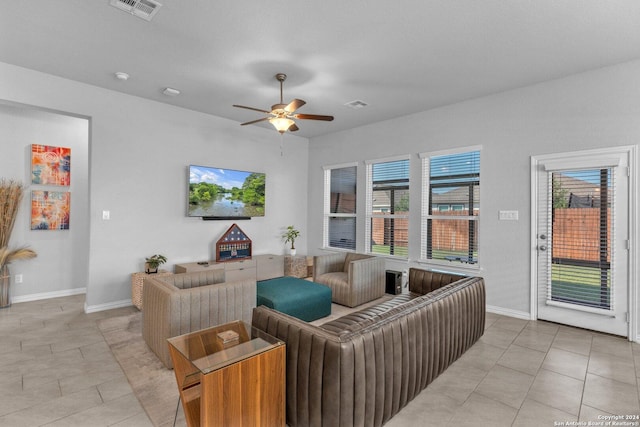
[{"left": 188, "top": 165, "right": 266, "bottom": 217}]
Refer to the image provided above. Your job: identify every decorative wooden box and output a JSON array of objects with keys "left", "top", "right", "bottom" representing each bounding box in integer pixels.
[{"left": 216, "top": 223, "right": 252, "bottom": 262}]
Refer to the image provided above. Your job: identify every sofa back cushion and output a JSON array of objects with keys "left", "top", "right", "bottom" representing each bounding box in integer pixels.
[
  {"left": 408, "top": 268, "right": 465, "bottom": 295},
  {"left": 321, "top": 269, "right": 474, "bottom": 337},
  {"left": 160, "top": 269, "right": 225, "bottom": 290},
  {"left": 343, "top": 253, "right": 371, "bottom": 272}
]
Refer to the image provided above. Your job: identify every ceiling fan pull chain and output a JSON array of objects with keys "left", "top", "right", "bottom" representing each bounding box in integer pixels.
[{"left": 280, "top": 133, "right": 284, "bottom": 156}]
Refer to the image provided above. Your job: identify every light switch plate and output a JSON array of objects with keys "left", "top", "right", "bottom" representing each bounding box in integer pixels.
[
  {"left": 499, "top": 210, "right": 519, "bottom": 220},
  {"left": 102, "top": 210, "right": 110, "bottom": 220}
]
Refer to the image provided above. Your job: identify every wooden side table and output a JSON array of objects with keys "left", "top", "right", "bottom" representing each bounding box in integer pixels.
[
  {"left": 168, "top": 320, "right": 285, "bottom": 427},
  {"left": 131, "top": 270, "right": 172, "bottom": 310},
  {"left": 284, "top": 255, "right": 309, "bottom": 278}
]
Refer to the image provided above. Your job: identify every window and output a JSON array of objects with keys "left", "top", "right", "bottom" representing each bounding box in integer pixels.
[
  {"left": 366, "top": 158, "right": 409, "bottom": 257},
  {"left": 323, "top": 164, "right": 357, "bottom": 250},
  {"left": 421, "top": 149, "right": 480, "bottom": 266}
]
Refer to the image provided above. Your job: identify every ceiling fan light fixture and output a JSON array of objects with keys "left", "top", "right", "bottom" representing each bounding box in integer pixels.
[{"left": 269, "top": 117, "right": 295, "bottom": 134}]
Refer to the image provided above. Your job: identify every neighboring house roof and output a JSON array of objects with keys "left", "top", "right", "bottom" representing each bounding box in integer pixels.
[
  {"left": 431, "top": 186, "right": 480, "bottom": 206},
  {"left": 553, "top": 173, "right": 612, "bottom": 206}
]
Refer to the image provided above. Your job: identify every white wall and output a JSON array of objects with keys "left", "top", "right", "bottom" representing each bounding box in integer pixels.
[
  {"left": 0, "top": 104, "right": 89, "bottom": 299},
  {"left": 0, "top": 61, "right": 309, "bottom": 311},
  {"left": 2, "top": 58, "right": 638, "bottom": 325},
  {"left": 307, "top": 59, "right": 640, "bottom": 320}
]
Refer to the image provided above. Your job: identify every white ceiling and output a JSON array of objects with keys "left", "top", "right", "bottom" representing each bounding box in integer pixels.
[{"left": 1, "top": 1, "right": 640, "bottom": 138}]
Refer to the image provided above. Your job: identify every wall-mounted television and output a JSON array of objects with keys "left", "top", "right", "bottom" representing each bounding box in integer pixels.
[{"left": 188, "top": 165, "right": 266, "bottom": 219}]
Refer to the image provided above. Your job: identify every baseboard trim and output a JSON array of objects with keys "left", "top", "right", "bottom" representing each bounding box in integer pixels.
[
  {"left": 486, "top": 304, "right": 531, "bottom": 320},
  {"left": 11, "top": 287, "right": 86, "bottom": 304},
  {"left": 85, "top": 299, "right": 132, "bottom": 314}
]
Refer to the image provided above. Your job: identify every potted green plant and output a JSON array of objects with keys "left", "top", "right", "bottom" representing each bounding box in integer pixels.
[
  {"left": 145, "top": 254, "right": 167, "bottom": 274},
  {"left": 0, "top": 179, "right": 37, "bottom": 308},
  {"left": 282, "top": 225, "right": 300, "bottom": 256}
]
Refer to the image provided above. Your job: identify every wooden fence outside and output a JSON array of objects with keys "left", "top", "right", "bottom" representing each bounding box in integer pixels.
[
  {"left": 371, "top": 209, "right": 609, "bottom": 261},
  {"left": 552, "top": 208, "right": 610, "bottom": 262}
]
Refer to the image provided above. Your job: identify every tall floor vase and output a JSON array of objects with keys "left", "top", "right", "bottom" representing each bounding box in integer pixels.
[{"left": 0, "top": 265, "right": 10, "bottom": 309}]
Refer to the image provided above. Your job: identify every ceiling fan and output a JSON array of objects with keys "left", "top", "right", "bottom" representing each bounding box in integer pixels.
[{"left": 233, "top": 73, "right": 334, "bottom": 134}]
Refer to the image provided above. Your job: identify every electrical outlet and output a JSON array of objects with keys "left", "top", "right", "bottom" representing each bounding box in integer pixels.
[
  {"left": 102, "top": 210, "right": 110, "bottom": 220},
  {"left": 15, "top": 274, "right": 23, "bottom": 284}
]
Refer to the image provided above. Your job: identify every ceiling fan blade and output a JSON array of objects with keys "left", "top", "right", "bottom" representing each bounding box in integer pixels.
[
  {"left": 233, "top": 104, "right": 271, "bottom": 114},
  {"left": 293, "top": 113, "right": 334, "bottom": 121},
  {"left": 284, "top": 99, "right": 306, "bottom": 113},
  {"left": 288, "top": 123, "right": 299, "bottom": 132},
  {"left": 240, "top": 117, "right": 270, "bottom": 126}
]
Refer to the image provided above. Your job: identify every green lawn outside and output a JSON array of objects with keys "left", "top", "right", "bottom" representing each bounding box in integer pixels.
[
  {"left": 551, "top": 264, "right": 610, "bottom": 307},
  {"left": 371, "top": 245, "right": 408, "bottom": 257},
  {"left": 426, "top": 249, "right": 478, "bottom": 264}
]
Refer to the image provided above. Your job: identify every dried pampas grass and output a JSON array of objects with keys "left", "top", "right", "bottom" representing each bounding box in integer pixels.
[
  {"left": 0, "top": 246, "right": 37, "bottom": 267},
  {"left": 0, "top": 179, "right": 25, "bottom": 248},
  {"left": 0, "top": 179, "right": 37, "bottom": 267}
]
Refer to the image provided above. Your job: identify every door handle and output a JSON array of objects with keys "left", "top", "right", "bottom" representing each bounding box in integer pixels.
[{"left": 539, "top": 245, "right": 547, "bottom": 251}]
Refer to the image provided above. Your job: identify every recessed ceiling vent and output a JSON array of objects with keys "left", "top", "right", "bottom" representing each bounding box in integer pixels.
[
  {"left": 344, "top": 100, "right": 369, "bottom": 109},
  {"left": 110, "top": 0, "right": 162, "bottom": 21}
]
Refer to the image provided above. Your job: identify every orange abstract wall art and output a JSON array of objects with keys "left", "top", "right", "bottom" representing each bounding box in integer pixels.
[
  {"left": 31, "top": 191, "right": 70, "bottom": 230},
  {"left": 31, "top": 144, "right": 71, "bottom": 186}
]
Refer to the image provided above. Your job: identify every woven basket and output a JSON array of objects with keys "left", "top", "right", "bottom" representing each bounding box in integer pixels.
[{"left": 131, "top": 270, "right": 172, "bottom": 310}]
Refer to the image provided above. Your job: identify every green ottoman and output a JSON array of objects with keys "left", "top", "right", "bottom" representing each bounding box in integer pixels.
[{"left": 257, "top": 277, "right": 332, "bottom": 322}]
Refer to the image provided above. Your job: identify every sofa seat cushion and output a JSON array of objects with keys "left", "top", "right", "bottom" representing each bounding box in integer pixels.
[
  {"left": 316, "top": 271, "right": 348, "bottom": 287},
  {"left": 257, "top": 277, "right": 332, "bottom": 322},
  {"left": 320, "top": 292, "right": 421, "bottom": 335}
]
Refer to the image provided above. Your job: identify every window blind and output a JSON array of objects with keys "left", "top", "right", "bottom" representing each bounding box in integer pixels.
[
  {"left": 421, "top": 150, "right": 480, "bottom": 265},
  {"left": 324, "top": 165, "right": 357, "bottom": 250},
  {"left": 366, "top": 158, "right": 409, "bottom": 257},
  {"left": 546, "top": 168, "right": 615, "bottom": 310}
]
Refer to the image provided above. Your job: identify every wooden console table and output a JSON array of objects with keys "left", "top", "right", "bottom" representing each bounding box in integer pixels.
[
  {"left": 168, "top": 321, "right": 285, "bottom": 427},
  {"left": 175, "top": 254, "right": 284, "bottom": 281}
]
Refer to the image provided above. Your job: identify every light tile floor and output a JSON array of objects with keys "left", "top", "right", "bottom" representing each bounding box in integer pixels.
[
  {"left": 0, "top": 294, "right": 151, "bottom": 426},
  {"left": 1, "top": 294, "right": 640, "bottom": 426}
]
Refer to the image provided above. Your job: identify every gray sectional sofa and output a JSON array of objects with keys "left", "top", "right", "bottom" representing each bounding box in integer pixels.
[{"left": 252, "top": 267, "right": 485, "bottom": 427}]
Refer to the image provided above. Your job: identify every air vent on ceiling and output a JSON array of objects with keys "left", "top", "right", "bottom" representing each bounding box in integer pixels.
[
  {"left": 344, "top": 100, "right": 369, "bottom": 109},
  {"left": 110, "top": 0, "right": 162, "bottom": 21}
]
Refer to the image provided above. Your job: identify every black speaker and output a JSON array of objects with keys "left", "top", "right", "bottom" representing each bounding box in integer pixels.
[{"left": 385, "top": 270, "right": 402, "bottom": 295}]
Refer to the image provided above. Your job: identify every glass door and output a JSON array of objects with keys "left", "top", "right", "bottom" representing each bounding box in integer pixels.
[{"left": 533, "top": 149, "right": 630, "bottom": 337}]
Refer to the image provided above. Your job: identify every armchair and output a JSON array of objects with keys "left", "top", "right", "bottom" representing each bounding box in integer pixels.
[
  {"left": 142, "top": 269, "right": 256, "bottom": 368},
  {"left": 312, "top": 252, "right": 385, "bottom": 307}
]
